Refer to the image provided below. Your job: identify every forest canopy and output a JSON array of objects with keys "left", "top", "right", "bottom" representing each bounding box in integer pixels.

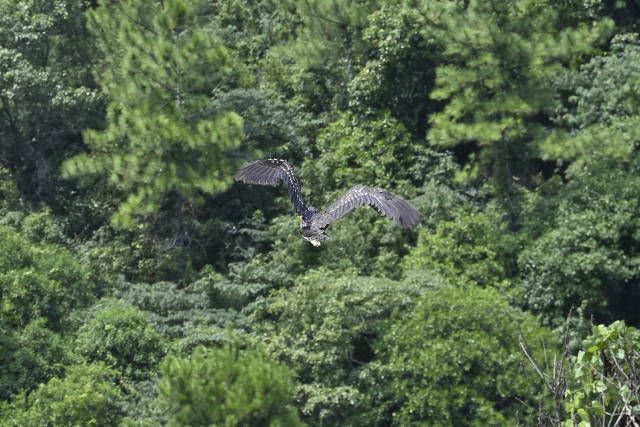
[{"left": 1, "top": 0, "right": 639, "bottom": 425}]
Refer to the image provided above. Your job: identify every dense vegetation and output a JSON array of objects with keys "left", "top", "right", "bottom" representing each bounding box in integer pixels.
[{"left": 1, "top": 0, "right": 639, "bottom": 425}]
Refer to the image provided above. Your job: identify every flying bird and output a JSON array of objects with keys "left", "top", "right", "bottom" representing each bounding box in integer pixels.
[{"left": 234, "top": 159, "right": 421, "bottom": 246}]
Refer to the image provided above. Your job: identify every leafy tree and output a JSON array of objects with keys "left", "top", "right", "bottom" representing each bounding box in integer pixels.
[
  {"left": 63, "top": 0, "right": 246, "bottom": 228},
  {"left": 371, "top": 284, "right": 555, "bottom": 425},
  {"left": 518, "top": 38, "right": 640, "bottom": 326},
  {"left": 0, "top": 226, "right": 92, "bottom": 330},
  {"left": 0, "top": 0, "right": 102, "bottom": 205},
  {"left": 0, "top": 208, "right": 69, "bottom": 246},
  {"left": 209, "top": 89, "right": 306, "bottom": 156},
  {"left": 559, "top": 0, "right": 640, "bottom": 32},
  {"left": 210, "top": 0, "right": 298, "bottom": 71},
  {"left": 303, "top": 112, "right": 436, "bottom": 194},
  {"left": 252, "top": 270, "right": 433, "bottom": 425},
  {"left": 403, "top": 207, "right": 512, "bottom": 288},
  {"left": 0, "top": 315, "right": 69, "bottom": 402},
  {"left": 118, "top": 379, "right": 167, "bottom": 427},
  {"left": 158, "top": 343, "right": 301, "bottom": 426},
  {"left": 519, "top": 157, "right": 640, "bottom": 325},
  {"left": 16, "top": 318, "right": 71, "bottom": 381},
  {"left": 348, "top": 5, "right": 437, "bottom": 136},
  {"left": 0, "top": 320, "right": 69, "bottom": 402},
  {"left": 266, "top": 0, "right": 382, "bottom": 114},
  {"left": 75, "top": 301, "right": 166, "bottom": 379},
  {"left": 542, "top": 40, "right": 640, "bottom": 164},
  {"left": 1, "top": 363, "right": 124, "bottom": 427},
  {"left": 0, "top": 324, "right": 42, "bottom": 401}
]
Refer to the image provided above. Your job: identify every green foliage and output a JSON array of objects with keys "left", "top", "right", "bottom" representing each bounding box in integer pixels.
[
  {"left": 0, "top": 318, "right": 70, "bottom": 401},
  {"left": 1, "top": 0, "right": 639, "bottom": 424},
  {"left": 75, "top": 301, "right": 166, "bottom": 379},
  {"left": 519, "top": 158, "right": 640, "bottom": 325},
  {"left": 70, "top": 223, "right": 203, "bottom": 286},
  {"left": 1, "top": 363, "right": 124, "bottom": 427},
  {"left": 158, "top": 343, "right": 302, "bottom": 427},
  {"left": 0, "top": 209, "right": 68, "bottom": 245},
  {"left": 70, "top": 225, "right": 144, "bottom": 286},
  {"left": 267, "top": 0, "right": 382, "bottom": 113},
  {"left": 0, "top": 226, "right": 93, "bottom": 330},
  {"left": 415, "top": 0, "right": 612, "bottom": 198},
  {"left": 403, "top": 206, "right": 513, "bottom": 287},
  {"left": 252, "top": 271, "right": 432, "bottom": 425},
  {"left": 0, "top": 324, "right": 42, "bottom": 401},
  {"left": 0, "top": 0, "right": 102, "bottom": 203},
  {"left": 209, "top": 89, "right": 306, "bottom": 155},
  {"left": 63, "top": 0, "right": 246, "bottom": 227},
  {"left": 560, "top": 1, "right": 640, "bottom": 32},
  {"left": 561, "top": 41, "right": 640, "bottom": 128},
  {"left": 542, "top": 41, "right": 640, "bottom": 164},
  {"left": 304, "top": 112, "right": 437, "bottom": 193},
  {"left": 118, "top": 379, "right": 167, "bottom": 427},
  {"left": 115, "top": 279, "right": 251, "bottom": 354},
  {"left": 210, "top": 0, "right": 297, "bottom": 70},
  {"left": 17, "top": 318, "right": 71, "bottom": 380},
  {"left": 372, "top": 285, "right": 555, "bottom": 425},
  {"left": 563, "top": 321, "right": 640, "bottom": 425},
  {"left": 348, "top": 5, "right": 436, "bottom": 135}
]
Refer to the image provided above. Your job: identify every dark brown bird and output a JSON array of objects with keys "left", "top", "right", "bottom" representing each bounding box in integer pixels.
[{"left": 234, "top": 159, "right": 421, "bottom": 246}]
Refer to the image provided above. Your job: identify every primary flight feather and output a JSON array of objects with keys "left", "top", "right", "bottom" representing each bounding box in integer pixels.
[{"left": 234, "top": 159, "right": 421, "bottom": 246}]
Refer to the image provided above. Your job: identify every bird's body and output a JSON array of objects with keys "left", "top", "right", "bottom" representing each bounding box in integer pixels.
[{"left": 234, "top": 159, "right": 421, "bottom": 246}]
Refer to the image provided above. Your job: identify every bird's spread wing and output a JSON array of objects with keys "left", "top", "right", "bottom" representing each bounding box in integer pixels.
[
  {"left": 312, "top": 185, "right": 421, "bottom": 230},
  {"left": 234, "top": 159, "right": 307, "bottom": 215}
]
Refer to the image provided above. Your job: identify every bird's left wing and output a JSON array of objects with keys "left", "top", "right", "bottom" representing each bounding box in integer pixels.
[
  {"left": 234, "top": 159, "right": 308, "bottom": 216},
  {"left": 312, "top": 185, "right": 421, "bottom": 230}
]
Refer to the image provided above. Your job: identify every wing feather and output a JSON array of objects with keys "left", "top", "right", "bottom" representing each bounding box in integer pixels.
[
  {"left": 234, "top": 159, "right": 308, "bottom": 216},
  {"left": 312, "top": 185, "right": 421, "bottom": 229}
]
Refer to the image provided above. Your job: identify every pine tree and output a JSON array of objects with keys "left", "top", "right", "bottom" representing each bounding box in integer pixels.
[
  {"left": 63, "top": 0, "right": 245, "bottom": 228},
  {"left": 411, "top": 0, "right": 612, "bottom": 220}
]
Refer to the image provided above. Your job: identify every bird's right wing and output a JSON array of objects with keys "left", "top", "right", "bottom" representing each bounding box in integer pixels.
[
  {"left": 312, "top": 185, "right": 421, "bottom": 230},
  {"left": 234, "top": 159, "right": 308, "bottom": 216}
]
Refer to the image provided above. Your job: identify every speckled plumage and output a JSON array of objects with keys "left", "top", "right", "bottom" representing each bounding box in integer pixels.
[{"left": 234, "top": 159, "right": 421, "bottom": 246}]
